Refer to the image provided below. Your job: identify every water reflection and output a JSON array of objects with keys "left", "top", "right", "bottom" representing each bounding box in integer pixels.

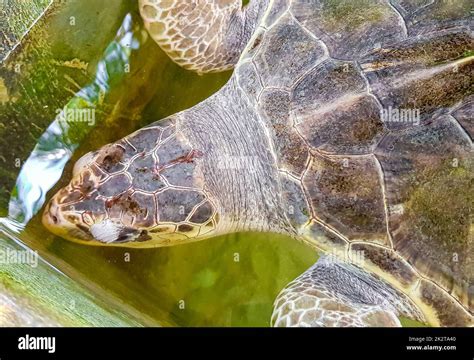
[{"left": 7, "top": 13, "right": 141, "bottom": 227}]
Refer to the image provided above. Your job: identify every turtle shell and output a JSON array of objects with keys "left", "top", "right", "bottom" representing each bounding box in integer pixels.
[{"left": 235, "top": 0, "right": 473, "bottom": 325}]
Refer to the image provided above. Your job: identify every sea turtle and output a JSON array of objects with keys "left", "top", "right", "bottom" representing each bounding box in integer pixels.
[{"left": 42, "top": 0, "right": 473, "bottom": 327}]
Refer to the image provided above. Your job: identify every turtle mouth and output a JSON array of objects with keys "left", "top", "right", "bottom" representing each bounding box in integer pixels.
[
  {"left": 42, "top": 200, "right": 93, "bottom": 242},
  {"left": 42, "top": 199, "right": 143, "bottom": 245}
]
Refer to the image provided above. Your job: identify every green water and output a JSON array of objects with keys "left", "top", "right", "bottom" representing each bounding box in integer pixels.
[{"left": 0, "top": 0, "right": 317, "bottom": 326}]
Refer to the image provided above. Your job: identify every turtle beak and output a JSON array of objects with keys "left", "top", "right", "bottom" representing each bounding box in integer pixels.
[
  {"left": 42, "top": 196, "right": 94, "bottom": 242},
  {"left": 42, "top": 200, "right": 60, "bottom": 229}
]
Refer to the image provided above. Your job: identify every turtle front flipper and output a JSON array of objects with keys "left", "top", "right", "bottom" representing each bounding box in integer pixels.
[
  {"left": 138, "top": 0, "right": 269, "bottom": 74},
  {"left": 271, "top": 256, "right": 425, "bottom": 327}
]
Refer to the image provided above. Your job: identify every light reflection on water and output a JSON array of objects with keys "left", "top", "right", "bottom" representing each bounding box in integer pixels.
[{"left": 7, "top": 13, "right": 139, "bottom": 227}]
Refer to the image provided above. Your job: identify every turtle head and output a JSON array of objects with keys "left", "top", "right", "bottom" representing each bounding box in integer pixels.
[{"left": 43, "top": 124, "right": 220, "bottom": 247}]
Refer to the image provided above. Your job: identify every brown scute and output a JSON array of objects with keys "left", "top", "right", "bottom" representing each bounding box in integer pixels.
[
  {"left": 375, "top": 116, "right": 472, "bottom": 309},
  {"left": 292, "top": 60, "right": 366, "bottom": 115},
  {"left": 60, "top": 189, "right": 83, "bottom": 204},
  {"left": 178, "top": 224, "right": 194, "bottom": 233},
  {"left": 393, "top": 0, "right": 472, "bottom": 35},
  {"left": 291, "top": 0, "right": 404, "bottom": 59},
  {"left": 254, "top": 14, "right": 327, "bottom": 88},
  {"left": 189, "top": 201, "right": 213, "bottom": 224},
  {"left": 296, "top": 94, "right": 385, "bottom": 154},
  {"left": 363, "top": 31, "right": 474, "bottom": 68},
  {"left": 270, "top": 121, "right": 309, "bottom": 176},
  {"left": 157, "top": 190, "right": 205, "bottom": 223},
  {"left": 136, "top": 230, "right": 152, "bottom": 242},
  {"left": 396, "top": 160, "right": 473, "bottom": 308},
  {"left": 68, "top": 194, "right": 106, "bottom": 214},
  {"left": 303, "top": 154, "right": 387, "bottom": 241},
  {"left": 419, "top": 280, "right": 472, "bottom": 326},
  {"left": 351, "top": 110, "right": 384, "bottom": 142},
  {"left": 96, "top": 145, "right": 125, "bottom": 172},
  {"left": 259, "top": 89, "right": 309, "bottom": 176},
  {"left": 404, "top": 162, "right": 472, "bottom": 249},
  {"left": 150, "top": 226, "right": 173, "bottom": 234},
  {"left": 97, "top": 174, "right": 132, "bottom": 198},
  {"left": 106, "top": 193, "right": 145, "bottom": 217},
  {"left": 374, "top": 116, "right": 472, "bottom": 205},
  {"left": 398, "top": 60, "right": 472, "bottom": 115},
  {"left": 351, "top": 243, "right": 417, "bottom": 286},
  {"left": 370, "top": 57, "right": 473, "bottom": 126}
]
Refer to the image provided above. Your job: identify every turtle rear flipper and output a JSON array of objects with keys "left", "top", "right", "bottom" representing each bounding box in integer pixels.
[{"left": 271, "top": 256, "right": 425, "bottom": 327}]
